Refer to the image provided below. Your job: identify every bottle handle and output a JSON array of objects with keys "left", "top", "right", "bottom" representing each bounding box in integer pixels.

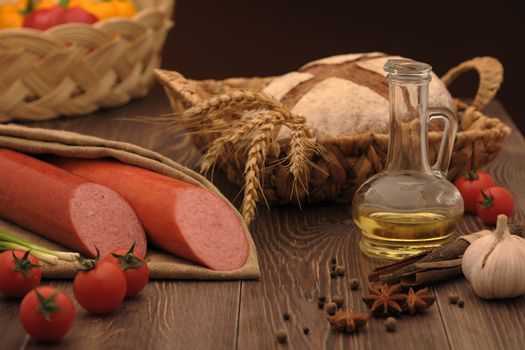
[{"left": 427, "top": 107, "right": 458, "bottom": 177}]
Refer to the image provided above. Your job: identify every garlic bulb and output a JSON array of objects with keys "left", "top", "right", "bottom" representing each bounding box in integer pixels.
[{"left": 462, "top": 214, "right": 525, "bottom": 299}]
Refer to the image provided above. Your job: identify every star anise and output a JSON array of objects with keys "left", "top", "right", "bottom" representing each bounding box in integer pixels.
[
  {"left": 404, "top": 287, "right": 435, "bottom": 314},
  {"left": 327, "top": 311, "right": 370, "bottom": 333},
  {"left": 362, "top": 283, "right": 407, "bottom": 317}
]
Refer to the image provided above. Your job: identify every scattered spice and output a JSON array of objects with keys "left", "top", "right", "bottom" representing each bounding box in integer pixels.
[
  {"left": 327, "top": 311, "right": 369, "bottom": 333},
  {"left": 384, "top": 317, "right": 397, "bottom": 332},
  {"left": 276, "top": 329, "right": 288, "bottom": 343},
  {"left": 404, "top": 287, "right": 435, "bottom": 314},
  {"left": 362, "top": 283, "right": 406, "bottom": 317},
  {"left": 303, "top": 327, "right": 309, "bottom": 335},
  {"left": 331, "top": 257, "right": 337, "bottom": 264},
  {"left": 330, "top": 271, "right": 337, "bottom": 279},
  {"left": 325, "top": 302, "right": 337, "bottom": 316},
  {"left": 283, "top": 312, "right": 290, "bottom": 321},
  {"left": 350, "top": 278, "right": 360, "bottom": 290},
  {"left": 448, "top": 292, "right": 460, "bottom": 304},
  {"left": 335, "top": 266, "right": 345, "bottom": 276},
  {"left": 330, "top": 264, "right": 337, "bottom": 271},
  {"left": 317, "top": 301, "right": 325, "bottom": 309},
  {"left": 332, "top": 295, "right": 344, "bottom": 308},
  {"left": 318, "top": 296, "right": 326, "bottom": 303},
  {"left": 458, "top": 299, "right": 465, "bottom": 308}
]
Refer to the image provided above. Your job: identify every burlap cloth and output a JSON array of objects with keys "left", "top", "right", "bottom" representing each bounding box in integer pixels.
[{"left": 0, "top": 124, "right": 260, "bottom": 280}]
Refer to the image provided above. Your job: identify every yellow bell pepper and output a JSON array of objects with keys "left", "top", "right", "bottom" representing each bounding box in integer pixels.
[
  {"left": 0, "top": 1, "right": 25, "bottom": 29},
  {"left": 71, "top": 0, "right": 136, "bottom": 20}
]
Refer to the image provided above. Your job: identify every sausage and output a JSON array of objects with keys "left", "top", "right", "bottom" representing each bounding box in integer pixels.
[
  {"left": 49, "top": 157, "right": 249, "bottom": 271},
  {"left": 0, "top": 149, "right": 146, "bottom": 258}
]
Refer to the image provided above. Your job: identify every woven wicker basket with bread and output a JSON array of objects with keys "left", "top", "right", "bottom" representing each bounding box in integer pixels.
[{"left": 156, "top": 53, "right": 511, "bottom": 224}]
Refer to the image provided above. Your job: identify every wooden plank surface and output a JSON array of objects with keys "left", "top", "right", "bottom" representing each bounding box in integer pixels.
[{"left": 0, "top": 89, "right": 524, "bottom": 350}]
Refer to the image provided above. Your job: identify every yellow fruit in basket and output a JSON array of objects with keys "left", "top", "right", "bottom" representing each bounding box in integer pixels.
[
  {"left": 72, "top": 0, "right": 137, "bottom": 20},
  {"left": 35, "top": 0, "right": 58, "bottom": 9},
  {"left": 0, "top": 1, "right": 25, "bottom": 29},
  {"left": 113, "top": 0, "right": 136, "bottom": 18}
]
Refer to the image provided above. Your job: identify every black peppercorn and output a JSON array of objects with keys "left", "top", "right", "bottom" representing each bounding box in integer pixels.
[
  {"left": 349, "top": 278, "right": 360, "bottom": 290},
  {"left": 330, "top": 271, "right": 337, "bottom": 278},
  {"left": 276, "top": 329, "right": 288, "bottom": 343},
  {"left": 458, "top": 300, "right": 464, "bottom": 308},
  {"left": 303, "top": 327, "right": 309, "bottom": 335},
  {"left": 317, "top": 301, "right": 325, "bottom": 309},
  {"left": 331, "top": 257, "right": 337, "bottom": 264},
  {"left": 318, "top": 296, "right": 326, "bottom": 303},
  {"left": 283, "top": 312, "right": 290, "bottom": 321}
]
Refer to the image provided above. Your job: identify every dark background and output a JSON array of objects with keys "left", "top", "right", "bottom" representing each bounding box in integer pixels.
[{"left": 162, "top": 0, "right": 524, "bottom": 132}]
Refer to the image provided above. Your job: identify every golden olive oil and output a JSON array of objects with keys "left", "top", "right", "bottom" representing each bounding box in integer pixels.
[{"left": 352, "top": 206, "right": 461, "bottom": 259}]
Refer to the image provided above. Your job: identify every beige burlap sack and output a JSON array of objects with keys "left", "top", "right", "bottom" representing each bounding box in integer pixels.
[{"left": 0, "top": 124, "right": 260, "bottom": 280}]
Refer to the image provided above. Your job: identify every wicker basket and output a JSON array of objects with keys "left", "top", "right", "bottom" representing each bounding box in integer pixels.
[
  {"left": 0, "top": 0, "right": 174, "bottom": 122},
  {"left": 156, "top": 56, "right": 511, "bottom": 223}
]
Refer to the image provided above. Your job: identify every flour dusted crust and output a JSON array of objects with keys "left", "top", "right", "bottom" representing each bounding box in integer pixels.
[
  {"left": 263, "top": 72, "right": 314, "bottom": 100},
  {"left": 270, "top": 53, "right": 455, "bottom": 137},
  {"left": 291, "top": 78, "right": 389, "bottom": 136},
  {"left": 356, "top": 56, "right": 454, "bottom": 109},
  {"left": 301, "top": 52, "right": 385, "bottom": 69}
]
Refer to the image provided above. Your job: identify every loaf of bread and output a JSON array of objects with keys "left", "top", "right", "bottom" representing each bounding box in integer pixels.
[{"left": 263, "top": 52, "right": 454, "bottom": 136}]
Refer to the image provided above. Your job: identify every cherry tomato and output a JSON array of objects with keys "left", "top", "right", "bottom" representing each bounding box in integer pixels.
[
  {"left": 19, "top": 286, "right": 75, "bottom": 341},
  {"left": 0, "top": 250, "right": 41, "bottom": 298},
  {"left": 454, "top": 170, "right": 496, "bottom": 213},
  {"left": 475, "top": 186, "right": 514, "bottom": 225},
  {"left": 103, "top": 243, "right": 149, "bottom": 297},
  {"left": 73, "top": 260, "right": 126, "bottom": 314}
]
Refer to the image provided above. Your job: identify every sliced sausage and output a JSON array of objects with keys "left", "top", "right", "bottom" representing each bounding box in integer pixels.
[
  {"left": 49, "top": 157, "right": 249, "bottom": 271},
  {"left": 0, "top": 149, "right": 146, "bottom": 258}
]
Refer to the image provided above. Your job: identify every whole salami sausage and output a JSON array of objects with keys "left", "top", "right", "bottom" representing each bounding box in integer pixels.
[
  {"left": 0, "top": 149, "right": 146, "bottom": 258},
  {"left": 50, "top": 158, "right": 249, "bottom": 271}
]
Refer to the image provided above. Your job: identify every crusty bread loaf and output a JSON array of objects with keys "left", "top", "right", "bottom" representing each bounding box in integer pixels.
[{"left": 263, "top": 53, "right": 454, "bottom": 136}]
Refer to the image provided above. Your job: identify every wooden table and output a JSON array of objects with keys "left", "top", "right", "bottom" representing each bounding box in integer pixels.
[{"left": 1, "top": 87, "right": 524, "bottom": 350}]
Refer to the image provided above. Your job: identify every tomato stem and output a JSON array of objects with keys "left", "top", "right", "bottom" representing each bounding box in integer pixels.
[
  {"left": 12, "top": 250, "right": 41, "bottom": 278},
  {"left": 111, "top": 242, "right": 145, "bottom": 270},
  {"left": 478, "top": 189, "right": 494, "bottom": 209},
  {"left": 35, "top": 289, "right": 63, "bottom": 321}
]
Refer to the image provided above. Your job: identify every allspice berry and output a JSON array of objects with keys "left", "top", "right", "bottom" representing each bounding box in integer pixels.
[
  {"left": 325, "top": 302, "right": 337, "bottom": 316},
  {"left": 276, "top": 329, "right": 288, "bottom": 343},
  {"left": 448, "top": 292, "right": 460, "bottom": 304},
  {"left": 335, "top": 266, "right": 345, "bottom": 276},
  {"left": 349, "top": 278, "right": 360, "bottom": 290},
  {"left": 384, "top": 317, "right": 397, "bottom": 332},
  {"left": 332, "top": 295, "right": 344, "bottom": 308}
]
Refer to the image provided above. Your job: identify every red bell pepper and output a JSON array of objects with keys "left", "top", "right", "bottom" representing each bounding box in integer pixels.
[{"left": 23, "top": 0, "right": 98, "bottom": 30}]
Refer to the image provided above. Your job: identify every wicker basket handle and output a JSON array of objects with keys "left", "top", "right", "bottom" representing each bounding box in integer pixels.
[
  {"left": 441, "top": 56, "right": 503, "bottom": 111},
  {"left": 155, "top": 69, "right": 202, "bottom": 109}
]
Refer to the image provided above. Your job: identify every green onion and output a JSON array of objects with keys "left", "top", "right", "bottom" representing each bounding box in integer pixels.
[{"left": 0, "top": 231, "right": 80, "bottom": 264}]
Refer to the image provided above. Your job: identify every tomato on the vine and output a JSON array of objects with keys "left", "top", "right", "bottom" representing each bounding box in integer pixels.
[
  {"left": 454, "top": 170, "right": 496, "bottom": 213},
  {"left": 103, "top": 243, "right": 149, "bottom": 297},
  {"left": 476, "top": 186, "right": 514, "bottom": 225},
  {"left": 19, "top": 286, "right": 75, "bottom": 341},
  {"left": 73, "top": 254, "right": 127, "bottom": 314},
  {"left": 0, "top": 250, "right": 41, "bottom": 298}
]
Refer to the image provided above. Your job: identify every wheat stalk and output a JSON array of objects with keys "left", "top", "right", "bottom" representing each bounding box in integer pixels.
[{"left": 170, "top": 89, "right": 321, "bottom": 224}]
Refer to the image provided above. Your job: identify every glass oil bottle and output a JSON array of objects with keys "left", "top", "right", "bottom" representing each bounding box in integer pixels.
[{"left": 352, "top": 59, "right": 464, "bottom": 260}]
